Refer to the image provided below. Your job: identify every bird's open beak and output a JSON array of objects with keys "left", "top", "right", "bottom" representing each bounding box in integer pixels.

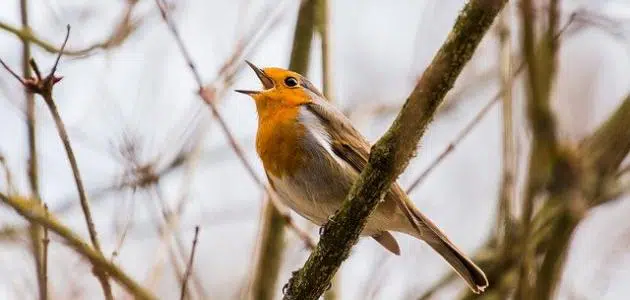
[{"left": 235, "top": 60, "right": 274, "bottom": 95}]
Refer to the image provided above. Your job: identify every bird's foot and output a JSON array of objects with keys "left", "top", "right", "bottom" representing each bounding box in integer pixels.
[{"left": 319, "top": 213, "right": 338, "bottom": 236}]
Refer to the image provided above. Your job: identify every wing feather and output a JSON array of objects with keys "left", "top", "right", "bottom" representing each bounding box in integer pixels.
[
  {"left": 304, "top": 99, "right": 370, "bottom": 173},
  {"left": 304, "top": 97, "right": 400, "bottom": 215},
  {"left": 305, "top": 96, "right": 425, "bottom": 235}
]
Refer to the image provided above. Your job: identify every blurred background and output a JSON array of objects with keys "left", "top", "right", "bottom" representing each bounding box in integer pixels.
[{"left": 0, "top": 0, "right": 629, "bottom": 299}]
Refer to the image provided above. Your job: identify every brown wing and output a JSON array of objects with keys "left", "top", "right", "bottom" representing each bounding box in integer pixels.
[
  {"left": 305, "top": 101, "right": 368, "bottom": 170},
  {"left": 305, "top": 99, "right": 399, "bottom": 215}
]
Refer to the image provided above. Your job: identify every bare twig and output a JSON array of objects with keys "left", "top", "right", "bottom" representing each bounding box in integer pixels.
[
  {"left": 41, "top": 33, "right": 114, "bottom": 300},
  {"left": 0, "top": 154, "right": 16, "bottom": 196},
  {"left": 110, "top": 196, "right": 133, "bottom": 262},
  {"left": 147, "top": 185, "right": 208, "bottom": 299},
  {"left": 496, "top": 6, "right": 515, "bottom": 265},
  {"left": 42, "top": 204, "right": 50, "bottom": 300},
  {"left": 0, "top": 1, "right": 142, "bottom": 57},
  {"left": 250, "top": 2, "right": 319, "bottom": 298},
  {"left": 0, "top": 193, "right": 156, "bottom": 300},
  {"left": 405, "top": 94, "right": 499, "bottom": 194},
  {"left": 288, "top": 0, "right": 317, "bottom": 76},
  {"left": 180, "top": 226, "right": 200, "bottom": 300},
  {"left": 18, "top": 1, "right": 47, "bottom": 298},
  {"left": 282, "top": 1, "right": 507, "bottom": 298},
  {"left": 316, "top": 0, "right": 333, "bottom": 101},
  {"left": 0, "top": 59, "right": 25, "bottom": 85}
]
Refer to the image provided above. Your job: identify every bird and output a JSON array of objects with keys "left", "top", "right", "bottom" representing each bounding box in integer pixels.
[{"left": 236, "top": 61, "right": 488, "bottom": 293}]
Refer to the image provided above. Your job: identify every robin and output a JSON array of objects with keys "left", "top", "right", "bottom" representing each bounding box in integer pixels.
[{"left": 236, "top": 61, "right": 488, "bottom": 293}]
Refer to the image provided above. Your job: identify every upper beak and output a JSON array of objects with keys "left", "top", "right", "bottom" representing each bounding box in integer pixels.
[{"left": 235, "top": 60, "right": 274, "bottom": 95}]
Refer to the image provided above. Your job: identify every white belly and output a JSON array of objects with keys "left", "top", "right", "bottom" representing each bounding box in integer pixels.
[{"left": 268, "top": 173, "right": 338, "bottom": 226}]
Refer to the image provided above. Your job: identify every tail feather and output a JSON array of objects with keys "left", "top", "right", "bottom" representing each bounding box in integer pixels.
[
  {"left": 424, "top": 233, "right": 488, "bottom": 293},
  {"left": 398, "top": 193, "right": 488, "bottom": 293}
]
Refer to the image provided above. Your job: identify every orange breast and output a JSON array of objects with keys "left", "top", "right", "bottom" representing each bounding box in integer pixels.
[{"left": 255, "top": 106, "right": 308, "bottom": 177}]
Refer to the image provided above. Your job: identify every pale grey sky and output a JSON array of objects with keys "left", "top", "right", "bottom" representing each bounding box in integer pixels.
[{"left": 1, "top": 0, "right": 629, "bottom": 299}]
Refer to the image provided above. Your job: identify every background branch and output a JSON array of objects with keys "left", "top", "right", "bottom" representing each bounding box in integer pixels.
[
  {"left": 250, "top": 1, "right": 317, "bottom": 298},
  {"left": 18, "top": 0, "right": 46, "bottom": 298}
]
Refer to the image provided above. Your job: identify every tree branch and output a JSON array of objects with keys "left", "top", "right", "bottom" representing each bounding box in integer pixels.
[
  {"left": 288, "top": 0, "right": 317, "bottom": 74},
  {"left": 517, "top": 1, "right": 560, "bottom": 297},
  {"left": 18, "top": 0, "right": 46, "bottom": 298},
  {"left": 282, "top": 1, "right": 507, "bottom": 299},
  {"left": 581, "top": 94, "right": 630, "bottom": 190}
]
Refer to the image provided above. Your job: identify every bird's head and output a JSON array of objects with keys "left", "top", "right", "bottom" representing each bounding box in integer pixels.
[{"left": 236, "top": 61, "right": 323, "bottom": 113}]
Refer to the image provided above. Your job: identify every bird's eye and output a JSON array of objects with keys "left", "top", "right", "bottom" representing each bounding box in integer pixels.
[{"left": 284, "top": 77, "right": 299, "bottom": 87}]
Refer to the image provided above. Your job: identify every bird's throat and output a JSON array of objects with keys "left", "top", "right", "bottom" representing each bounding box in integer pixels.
[{"left": 255, "top": 106, "right": 308, "bottom": 177}]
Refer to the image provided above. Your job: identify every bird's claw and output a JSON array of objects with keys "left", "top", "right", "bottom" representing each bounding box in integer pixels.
[{"left": 319, "top": 213, "right": 338, "bottom": 236}]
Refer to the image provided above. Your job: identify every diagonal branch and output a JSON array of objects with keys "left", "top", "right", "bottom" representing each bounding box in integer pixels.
[
  {"left": 581, "top": 94, "right": 630, "bottom": 188},
  {"left": 180, "top": 226, "right": 200, "bottom": 300},
  {"left": 282, "top": 1, "right": 507, "bottom": 299},
  {"left": 0, "top": 193, "right": 156, "bottom": 300}
]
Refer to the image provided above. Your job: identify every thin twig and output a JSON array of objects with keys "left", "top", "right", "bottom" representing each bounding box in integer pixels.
[
  {"left": 0, "top": 155, "right": 16, "bottom": 194},
  {"left": 40, "top": 43, "right": 114, "bottom": 300},
  {"left": 405, "top": 10, "right": 577, "bottom": 196},
  {"left": 180, "top": 226, "right": 200, "bottom": 300},
  {"left": 496, "top": 6, "right": 515, "bottom": 265},
  {"left": 0, "top": 1, "right": 142, "bottom": 57},
  {"left": 0, "top": 59, "right": 25, "bottom": 85},
  {"left": 405, "top": 95, "right": 499, "bottom": 194},
  {"left": 19, "top": 1, "right": 46, "bottom": 298},
  {"left": 150, "top": 185, "right": 208, "bottom": 299},
  {"left": 110, "top": 192, "right": 134, "bottom": 262},
  {"left": 42, "top": 204, "right": 50, "bottom": 300},
  {"left": 316, "top": 0, "right": 332, "bottom": 101},
  {"left": 154, "top": 0, "right": 315, "bottom": 248}
]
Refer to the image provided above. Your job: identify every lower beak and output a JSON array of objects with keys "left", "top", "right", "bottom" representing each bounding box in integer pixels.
[{"left": 235, "top": 89, "right": 259, "bottom": 95}]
